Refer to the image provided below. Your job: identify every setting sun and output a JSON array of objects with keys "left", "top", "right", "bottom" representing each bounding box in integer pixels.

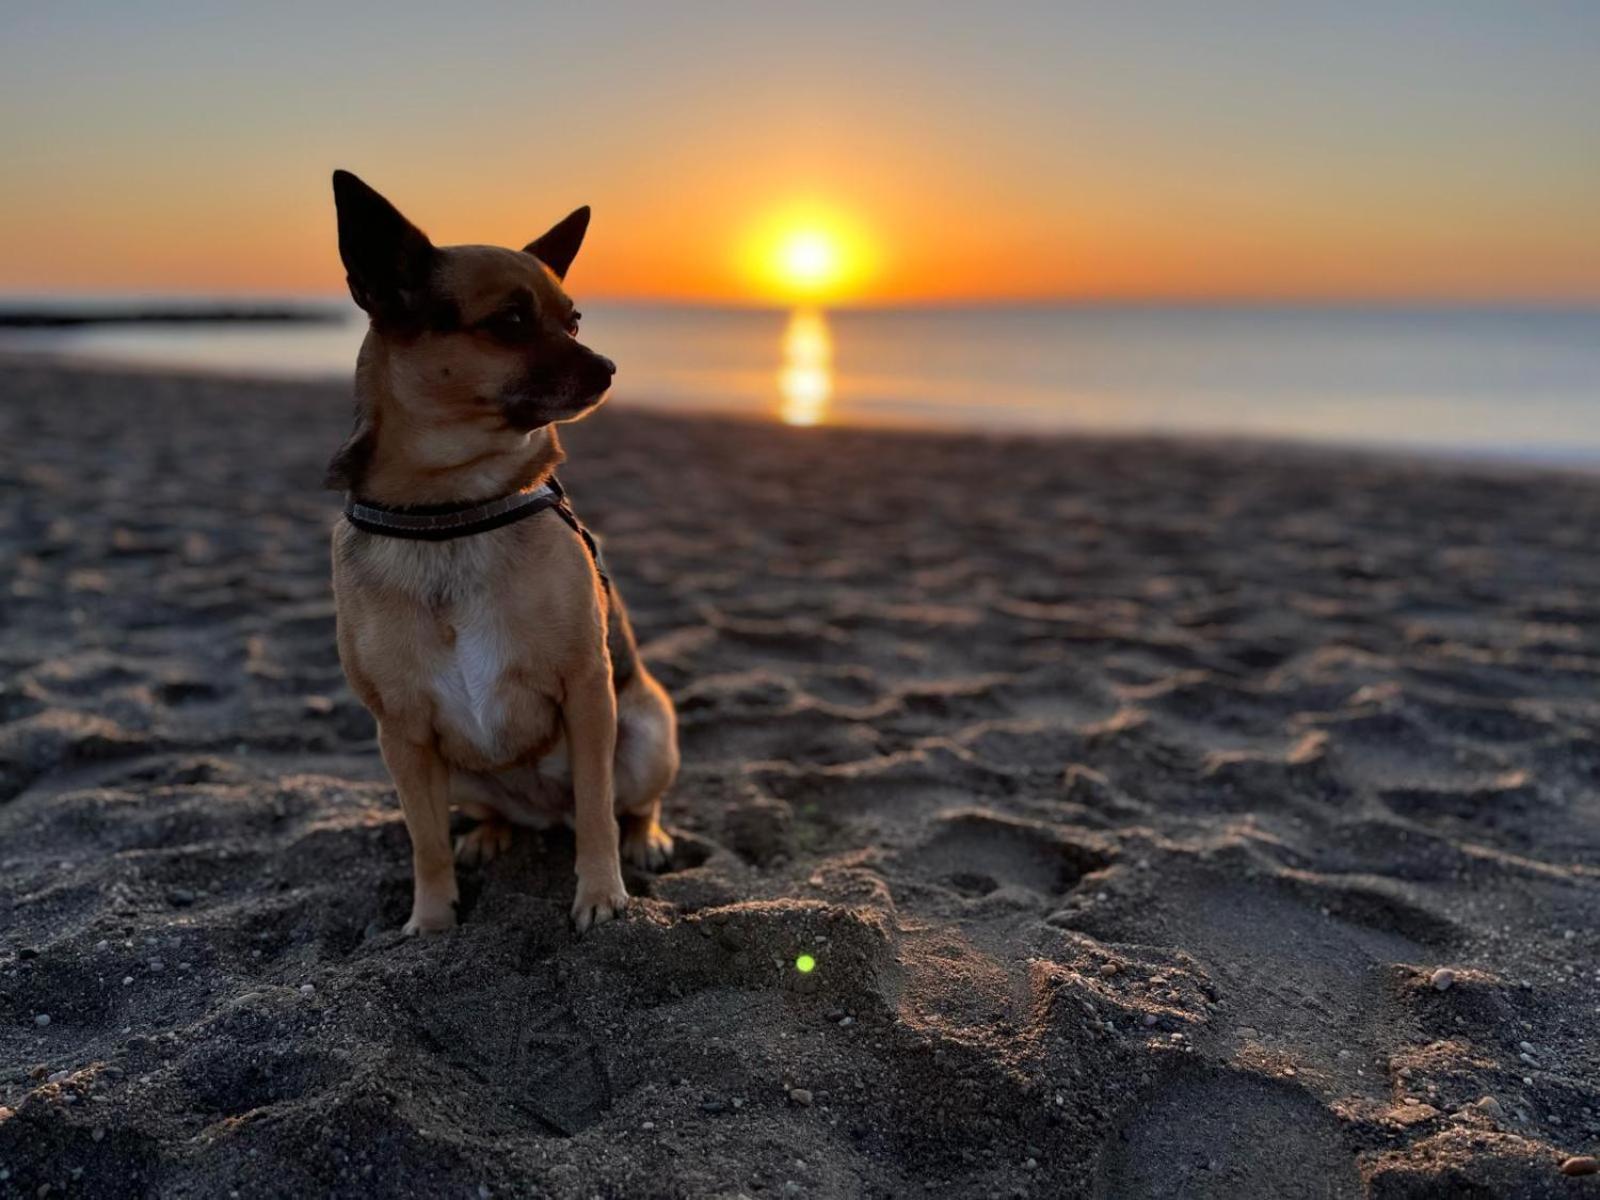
[
  {"left": 776, "top": 230, "right": 841, "bottom": 294},
  {"left": 737, "top": 204, "right": 876, "bottom": 304}
]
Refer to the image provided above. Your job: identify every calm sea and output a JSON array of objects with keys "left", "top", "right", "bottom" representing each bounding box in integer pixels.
[{"left": 4, "top": 297, "right": 1597, "bottom": 464}]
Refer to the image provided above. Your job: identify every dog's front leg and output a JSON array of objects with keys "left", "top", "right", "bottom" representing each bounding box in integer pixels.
[
  {"left": 379, "top": 725, "right": 458, "bottom": 934},
  {"left": 564, "top": 667, "right": 627, "bottom": 932}
]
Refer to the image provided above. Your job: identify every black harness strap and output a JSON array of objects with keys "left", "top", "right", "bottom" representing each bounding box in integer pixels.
[{"left": 545, "top": 479, "right": 611, "bottom": 590}]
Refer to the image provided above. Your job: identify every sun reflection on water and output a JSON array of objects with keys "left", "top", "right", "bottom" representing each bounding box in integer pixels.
[{"left": 778, "top": 308, "right": 833, "bottom": 427}]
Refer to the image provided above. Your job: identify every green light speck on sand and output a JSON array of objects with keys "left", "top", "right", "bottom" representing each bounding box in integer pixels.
[{"left": 795, "top": 954, "right": 816, "bottom": 974}]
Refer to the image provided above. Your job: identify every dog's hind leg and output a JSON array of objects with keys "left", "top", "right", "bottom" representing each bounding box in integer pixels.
[
  {"left": 454, "top": 814, "right": 514, "bottom": 866},
  {"left": 621, "top": 807, "right": 673, "bottom": 871},
  {"left": 616, "top": 672, "right": 680, "bottom": 871},
  {"left": 450, "top": 777, "right": 516, "bottom": 866}
]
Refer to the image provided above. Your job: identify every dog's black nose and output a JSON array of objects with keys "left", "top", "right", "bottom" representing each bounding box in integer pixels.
[{"left": 578, "top": 351, "right": 615, "bottom": 395}]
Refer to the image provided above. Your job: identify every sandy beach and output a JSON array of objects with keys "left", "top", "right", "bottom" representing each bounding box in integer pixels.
[{"left": 2, "top": 359, "right": 1598, "bottom": 1198}]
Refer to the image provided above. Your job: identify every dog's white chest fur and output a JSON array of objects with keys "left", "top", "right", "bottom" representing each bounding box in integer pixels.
[{"left": 432, "top": 605, "right": 509, "bottom": 756}]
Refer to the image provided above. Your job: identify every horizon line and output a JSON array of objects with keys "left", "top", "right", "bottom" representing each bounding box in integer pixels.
[{"left": 3, "top": 288, "right": 1599, "bottom": 315}]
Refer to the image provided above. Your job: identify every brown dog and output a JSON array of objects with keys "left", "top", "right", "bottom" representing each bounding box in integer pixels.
[{"left": 327, "top": 170, "right": 678, "bottom": 933}]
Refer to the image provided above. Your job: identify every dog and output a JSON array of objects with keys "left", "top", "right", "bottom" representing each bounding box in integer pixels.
[{"left": 327, "top": 170, "right": 679, "bottom": 934}]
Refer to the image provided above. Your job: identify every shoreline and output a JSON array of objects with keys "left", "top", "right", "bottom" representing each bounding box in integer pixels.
[
  {"left": 0, "top": 306, "right": 342, "bottom": 329},
  {"left": 2, "top": 351, "right": 1596, "bottom": 481}
]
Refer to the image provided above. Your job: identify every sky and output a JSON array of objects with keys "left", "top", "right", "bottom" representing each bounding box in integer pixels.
[{"left": 2, "top": 1, "right": 1597, "bottom": 305}]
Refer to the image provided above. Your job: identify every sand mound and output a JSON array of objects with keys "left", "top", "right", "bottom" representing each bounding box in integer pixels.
[{"left": 2, "top": 361, "right": 1598, "bottom": 1197}]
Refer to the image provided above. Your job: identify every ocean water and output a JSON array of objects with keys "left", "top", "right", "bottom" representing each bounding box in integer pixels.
[{"left": 3, "top": 298, "right": 1598, "bottom": 463}]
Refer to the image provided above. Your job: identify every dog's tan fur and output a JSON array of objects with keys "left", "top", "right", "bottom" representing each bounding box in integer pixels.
[{"left": 328, "top": 171, "right": 678, "bottom": 934}]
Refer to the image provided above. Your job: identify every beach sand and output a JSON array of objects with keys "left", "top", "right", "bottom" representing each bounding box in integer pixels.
[{"left": 1, "top": 360, "right": 1598, "bottom": 1198}]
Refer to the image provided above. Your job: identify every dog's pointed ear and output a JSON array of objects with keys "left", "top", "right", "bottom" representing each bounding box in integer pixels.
[
  {"left": 523, "top": 207, "right": 590, "bottom": 280},
  {"left": 332, "top": 170, "right": 435, "bottom": 319}
]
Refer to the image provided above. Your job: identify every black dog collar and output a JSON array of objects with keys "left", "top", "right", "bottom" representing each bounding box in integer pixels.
[
  {"left": 343, "top": 477, "right": 609, "bottom": 585},
  {"left": 345, "top": 480, "right": 564, "bottom": 540}
]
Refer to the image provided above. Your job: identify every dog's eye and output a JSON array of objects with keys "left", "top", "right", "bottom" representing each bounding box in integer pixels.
[
  {"left": 483, "top": 308, "right": 532, "bottom": 340},
  {"left": 566, "top": 311, "right": 582, "bottom": 336}
]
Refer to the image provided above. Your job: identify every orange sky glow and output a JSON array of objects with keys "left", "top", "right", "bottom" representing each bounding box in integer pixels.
[{"left": 2, "top": 5, "right": 1596, "bottom": 306}]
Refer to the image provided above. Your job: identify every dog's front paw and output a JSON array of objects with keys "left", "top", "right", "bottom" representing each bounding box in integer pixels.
[
  {"left": 403, "top": 893, "right": 458, "bottom": 935},
  {"left": 571, "top": 871, "right": 629, "bottom": 934}
]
